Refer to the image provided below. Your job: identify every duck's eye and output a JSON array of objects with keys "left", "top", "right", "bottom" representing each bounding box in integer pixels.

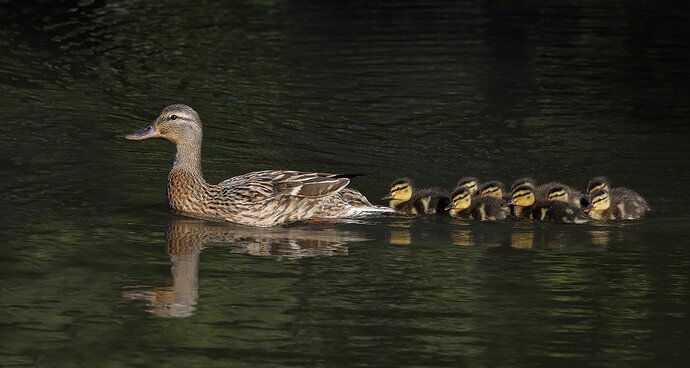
[{"left": 170, "top": 115, "right": 178, "bottom": 120}]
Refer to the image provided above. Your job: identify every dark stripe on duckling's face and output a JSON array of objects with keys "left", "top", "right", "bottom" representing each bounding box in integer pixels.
[
  {"left": 591, "top": 195, "right": 609, "bottom": 205},
  {"left": 391, "top": 185, "right": 409, "bottom": 193},
  {"left": 452, "top": 192, "right": 469, "bottom": 203}
]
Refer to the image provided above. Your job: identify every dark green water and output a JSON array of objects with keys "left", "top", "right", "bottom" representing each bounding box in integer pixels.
[{"left": 2, "top": 0, "right": 690, "bottom": 367}]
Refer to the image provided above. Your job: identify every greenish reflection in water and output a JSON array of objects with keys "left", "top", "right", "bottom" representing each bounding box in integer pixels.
[{"left": 1, "top": 0, "right": 690, "bottom": 367}]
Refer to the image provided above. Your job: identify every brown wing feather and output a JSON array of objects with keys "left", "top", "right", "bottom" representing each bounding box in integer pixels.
[{"left": 217, "top": 170, "right": 350, "bottom": 203}]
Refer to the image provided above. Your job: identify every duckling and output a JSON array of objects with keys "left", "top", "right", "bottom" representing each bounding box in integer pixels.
[
  {"left": 585, "top": 188, "right": 650, "bottom": 220},
  {"left": 448, "top": 187, "right": 509, "bottom": 221},
  {"left": 382, "top": 178, "right": 450, "bottom": 215},
  {"left": 456, "top": 177, "right": 480, "bottom": 196},
  {"left": 506, "top": 184, "right": 536, "bottom": 219},
  {"left": 507, "top": 185, "right": 589, "bottom": 224},
  {"left": 478, "top": 180, "right": 506, "bottom": 200},
  {"left": 585, "top": 176, "right": 650, "bottom": 215}
]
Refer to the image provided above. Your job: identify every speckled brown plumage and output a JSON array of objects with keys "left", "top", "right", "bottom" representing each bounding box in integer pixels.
[{"left": 127, "top": 104, "right": 391, "bottom": 227}]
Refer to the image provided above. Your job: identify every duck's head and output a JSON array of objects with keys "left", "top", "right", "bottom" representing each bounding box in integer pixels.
[
  {"left": 448, "top": 187, "right": 472, "bottom": 216},
  {"left": 510, "top": 177, "right": 536, "bottom": 192},
  {"left": 456, "top": 177, "right": 480, "bottom": 195},
  {"left": 126, "top": 104, "right": 202, "bottom": 143},
  {"left": 584, "top": 189, "right": 610, "bottom": 213},
  {"left": 382, "top": 178, "right": 413, "bottom": 206},
  {"left": 506, "top": 185, "right": 536, "bottom": 207},
  {"left": 546, "top": 186, "right": 569, "bottom": 202},
  {"left": 479, "top": 181, "right": 505, "bottom": 199},
  {"left": 587, "top": 176, "right": 610, "bottom": 194}
]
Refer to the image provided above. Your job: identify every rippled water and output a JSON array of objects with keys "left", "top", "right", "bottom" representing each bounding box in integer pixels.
[{"left": 1, "top": 1, "right": 690, "bottom": 367}]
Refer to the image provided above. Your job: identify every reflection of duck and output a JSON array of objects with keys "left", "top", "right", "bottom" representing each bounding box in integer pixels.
[
  {"left": 125, "top": 104, "right": 390, "bottom": 227},
  {"left": 123, "top": 218, "right": 368, "bottom": 317}
]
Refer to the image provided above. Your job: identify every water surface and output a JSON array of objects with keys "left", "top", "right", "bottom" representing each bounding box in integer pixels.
[{"left": 1, "top": 1, "right": 690, "bottom": 367}]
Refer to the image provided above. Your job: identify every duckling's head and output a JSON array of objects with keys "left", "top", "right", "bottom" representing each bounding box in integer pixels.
[
  {"left": 587, "top": 176, "right": 610, "bottom": 194},
  {"left": 510, "top": 177, "right": 536, "bottom": 192},
  {"left": 382, "top": 178, "right": 413, "bottom": 206},
  {"left": 126, "top": 104, "right": 202, "bottom": 144},
  {"left": 479, "top": 181, "right": 505, "bottom": 199},
  {"left": 456, "top": 177, "right": 480, "bottom": 195},
  {"left": 585, "top": 189, "right": 610, "bottom": 212},
  {"left": 546, "top": 186, "right": 569, "bottom": 202},
  {"left": 508, "top": 185, "right": 536, "bottom": 207},
  {"left": 449, "top": 187, "right": 472, "bottom": 216}
]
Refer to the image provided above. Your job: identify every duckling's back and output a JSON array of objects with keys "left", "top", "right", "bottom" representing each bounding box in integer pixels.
[
  {"left": 530, "top": 200, "right": 589, "bottom": 224},
  {"left": 469, "top": 196, "right": 509, "bottom": 221},
  {"left": 610, "top": 187, "right": 650, "bottom": 219},
  {"left": 412, "top": 188, "right": 451, "bottom": 215}
]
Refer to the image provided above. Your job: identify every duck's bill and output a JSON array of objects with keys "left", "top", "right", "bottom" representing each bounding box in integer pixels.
[
  {"left": 125, "top": 126, "right": 161, "bottom": 140},
  {"left": 444, "top": 203, "right": 456, "bottom": 211},
  {"left": 381, "top": 195, "right": 393, "bottom": 201},
  {"left": 502, "top": 200, "right": 514, "bottom": 207}
]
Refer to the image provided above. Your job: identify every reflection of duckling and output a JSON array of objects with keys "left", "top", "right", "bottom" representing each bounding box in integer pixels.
[
  {"left": 585, "top": 189, "right": 650, "bottom": 220},
  {"left": 382, "top": 178, "right": 450, "bottom": 215},
  {"left": 448, "top": 187, "right": 509, "bottom": 221},
  {"left": 511, "top": 232, "right": 535, "bottom": 249},
  {"left": 507, "top": 185, "right": 589, "bottom": 224},
  {"left": 456, "top": 177, "right": 480, "bottom": 195},
  {"left": 478, "top": 181, "right": 506, "bottom": 199}
]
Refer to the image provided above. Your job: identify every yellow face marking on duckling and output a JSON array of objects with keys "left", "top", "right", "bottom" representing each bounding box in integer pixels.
[
  {"left": 588, "top": 182, "right": 609, "bottom": 193},
  {"left": 387, "top": 184, "right": 412, "bottom": 207},
  {"left": 460, "top": 181, "right": 478, "bottom": 194},
  {"left": 480, "top": 186, "right": 503, "bottom": 199},
  {"left": 590, "top": 193, "right": 611, "bottom": 211},
  {"left": 449, "top": 191, "right": 472, "bottom": 216},
  {"left": 547, "top": 189, "right": 569, "bottom": 202},
  {"left": 512, "top": 189, "right": 535, "bottom": 207}
]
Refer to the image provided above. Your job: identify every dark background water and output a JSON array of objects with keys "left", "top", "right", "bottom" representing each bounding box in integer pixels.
[{"left": 1, "top": 0, "right": 690, "bottom": 367}]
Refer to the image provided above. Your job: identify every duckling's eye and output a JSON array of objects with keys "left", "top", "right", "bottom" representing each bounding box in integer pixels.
[{"left": 170, "top": 115, "right": 178, "bottom": 120}]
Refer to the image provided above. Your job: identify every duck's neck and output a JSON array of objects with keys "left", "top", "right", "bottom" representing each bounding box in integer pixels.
[
  {"left": 167, "top": 134, "right": 214, "bottom": 215},
  {"left": 172, "top": 136, "right": 204, "bottom": 178}
]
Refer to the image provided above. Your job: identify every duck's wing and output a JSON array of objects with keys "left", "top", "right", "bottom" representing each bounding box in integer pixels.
[{"left": 217, "top": 170, "right": 350, "bottom": 202}]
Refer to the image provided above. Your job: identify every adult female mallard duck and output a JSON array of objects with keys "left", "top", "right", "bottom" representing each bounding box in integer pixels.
[
  {"left": 382, "top": 178, "right": 451, "bottom": 215},
  {"left": 125, "top": 104, "right": 392, "bottom": 227}
]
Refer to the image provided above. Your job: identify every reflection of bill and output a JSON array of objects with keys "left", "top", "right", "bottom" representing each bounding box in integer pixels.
[
  {"left": 123, "top": 218, "right": 368, "bottom": 318},
  {"left": 511, "top": 232, "right": 534, "bottom": 249}
]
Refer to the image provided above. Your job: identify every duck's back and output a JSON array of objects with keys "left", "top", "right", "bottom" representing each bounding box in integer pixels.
[{"left": 207, "top": 170, "right": 378, "bottom": 226}]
